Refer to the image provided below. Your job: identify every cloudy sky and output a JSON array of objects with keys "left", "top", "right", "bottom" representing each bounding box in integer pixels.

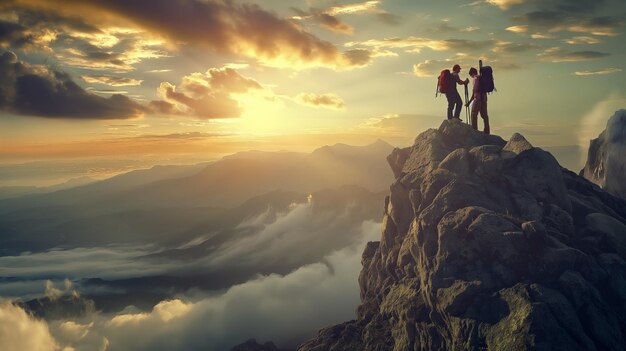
[{"left": 1, "top": 0, "right": 625, "bottom": 184}]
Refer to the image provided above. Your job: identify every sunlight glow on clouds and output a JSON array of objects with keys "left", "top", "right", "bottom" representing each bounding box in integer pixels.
[
  {"left": 0, "top": 301, "right": 60, "bottom": 351},
  {"left": 81, "top": 75, "right": 143, "bottom": 87},
  {"left": 574, "top": 68, "right": 622, "bottom": 76},
  {"left": 296, "top": 93, "right": 346, "bottom": 110},
  {"left": 485, "top": 0, "right": 526, "bottom": 10},
  {"left": 152, "top": 67, "right": 263, "bottom": 119},
  {"left": 538, "top": 47, "right": 611, "bottom": 62}
]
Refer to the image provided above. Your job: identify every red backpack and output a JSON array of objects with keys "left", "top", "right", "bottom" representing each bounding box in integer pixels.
[{"left": 436, "top": 69, "right": 452, "bottom": 96}]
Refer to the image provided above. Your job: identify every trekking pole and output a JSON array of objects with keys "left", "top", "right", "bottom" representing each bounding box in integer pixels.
[{"left": 464, "top": 84, "right": 469, "bottom": 124}]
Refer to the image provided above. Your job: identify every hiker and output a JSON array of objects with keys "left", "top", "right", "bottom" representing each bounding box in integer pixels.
[
  {"left": 466, "top": 67, "right": 490, "bottom": 134},
  {"left": 446, "top": 64, "right": 469, "bottom": 119}
]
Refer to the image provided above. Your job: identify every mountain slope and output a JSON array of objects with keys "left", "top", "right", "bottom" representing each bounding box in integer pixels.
[
  {"left": 582, "top": 109, "right": 626, "bottom": 200},
  {"left": 299, "top": 119, "right": 626, "bottom": 351}
]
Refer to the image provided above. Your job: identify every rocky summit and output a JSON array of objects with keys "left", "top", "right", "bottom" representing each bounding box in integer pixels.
[{"left": 298, "top": 119, "right": 626, "bottom": 351}]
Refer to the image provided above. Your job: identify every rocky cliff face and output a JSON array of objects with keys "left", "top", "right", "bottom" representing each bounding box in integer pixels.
[
  {"left": 298, "top": 119, "right": 626, "bottom": 351},
  {"left": 582, "top": 109, "right": 626, "bottom": 200}
]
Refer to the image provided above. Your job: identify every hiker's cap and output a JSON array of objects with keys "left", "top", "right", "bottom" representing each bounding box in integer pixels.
[{"left": 453, "top": 64, "right": 461, "bottom": 71}]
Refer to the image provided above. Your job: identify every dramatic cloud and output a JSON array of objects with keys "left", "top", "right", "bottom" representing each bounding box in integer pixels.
[
  {"left": 0, "top": 6, "right": 99, "bottom": 52},
  {"left": 0, "top": 5, "right": 169, "bottom": 71},
  {"left": 296, "top": 93, "right": 345, "bottom": 110},
  {"left": 314, "top": 12, "right": 354, "bottom": 34},
  {"left": 55, "top": 34, "right": 169, "bottom": 72},
  {"left": 538, "top": 47, "right": 610, "bottom": 62},
  {"left": 564, "top": 36, "right": 602, "bottom": 45},
  {"left": 290, "top": 1, "right": 398, "bottom": 35},
  {"left": 152, "top": 67, "right": 263, "bottom": 119},
  {"left": 0, "top": 51, "right": 145, "bottom": 119},
  {"left": 81, "top": 75, "right": 143, "bottom": 87},
  {"left": 574, "top": 68, "right": 622, "bottom": 76},
  {"left": 506, "top": 25, "right": 529, "bottom": 33},
  {"left": 413, "top": 59, "right": 446, "bottom": 77},
  {"left": 486, "top": 0, "right": 527, "bottom": 10},
  {"left": 0, "top": 302, "right": 60, "bottom": 351},
  {"left": 515, "top": 11, "right": 624, "bottom": 37},
  {"left": 491, "top": 41, "right": 540, "bottom": 54},
  {"left": 346, "top": 37, "right": 496, "bottom": 54},
  {"left": 489, "top": 0, "right": 608, "bottom": 12},
  {"left": 290, "top": 7, "right": 353, "bottom": 34},
  {"left": 326, "top": 1, "right": 381, "bottom": 16},
  {"left": 9, "top": 0, "right": 371, "bottom": 70},
  {"left": 531, "top": 33, "right": 550, "bottom": 39}
]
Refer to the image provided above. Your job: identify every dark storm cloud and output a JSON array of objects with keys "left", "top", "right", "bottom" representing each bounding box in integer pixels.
[
  {"left": 0, "top": 5, "right": 170, "bottom": 71},
  {"left": 19, "top": 0, "right": 370, "bottom": 69},
  {"left": 0, "top": 21, "right": 30, "bottom": 48},
  {"left": 6, "top": 5, "right": 100, "bottom": 33},
  {"left": 0, "top": 5, "right": 99, "bottom": 51},
  {"left": 0, "top": 51, "right": 145, "bottom": 119}
]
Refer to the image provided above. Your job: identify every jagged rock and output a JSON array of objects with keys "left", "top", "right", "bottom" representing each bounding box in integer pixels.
[
  {"left": 582, "top": 109, "right": 626, "bottom": 200},
  {"left": 299, "top": 119, "right": 626, "bottom": 351},
  {"left": 231, "top": 339, "right": 284, "bottom": 351},
  {"left": 21, "top": 294, "right": 95, "bottom": 320}
]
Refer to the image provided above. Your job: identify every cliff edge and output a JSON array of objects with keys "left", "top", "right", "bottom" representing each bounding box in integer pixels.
[
  {"left": 582, "top": 109, "right": 626, "bottom": 200},
  {"left": 299, "top": 119, "right": 626, "bottom": 351}
]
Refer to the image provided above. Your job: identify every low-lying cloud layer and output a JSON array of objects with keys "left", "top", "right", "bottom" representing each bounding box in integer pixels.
[
  {"left": 0, "top": 301, "right": 60, "bottom": 351},
  {"left": 1, "top": 217, "right": 381, "bottom": 350}
]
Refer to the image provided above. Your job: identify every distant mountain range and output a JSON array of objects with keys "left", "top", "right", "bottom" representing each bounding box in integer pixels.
[
  {"left": 0, "top": 139, "right": 394, "bottom": 254},
  {"left": 0, "top": 176, "right": 96, "bottom": 200}
]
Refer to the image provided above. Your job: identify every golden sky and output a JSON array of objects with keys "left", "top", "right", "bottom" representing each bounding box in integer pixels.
[{"left": 0, "top": 0, "right": 625, "bottom": 185}]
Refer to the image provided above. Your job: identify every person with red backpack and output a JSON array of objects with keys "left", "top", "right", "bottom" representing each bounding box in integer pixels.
[
  {"left": 466, "top": 67, "right": 490, "bottom": 134},
  {"left": 437, "top": 64, "right": 469, "bottom": 120}
]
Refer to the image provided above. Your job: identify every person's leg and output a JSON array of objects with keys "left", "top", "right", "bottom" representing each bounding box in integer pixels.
[
  {"left": 446, "top": 94, "right": 454, "bottom": 119},
  {"left": 453, "top": 92, "right": 463, "bottom": 119},
  {"left": 470, "top": 101, "right": 479, "bottom": 130},
  {"left": 480, "top": 100, "right": 490, "bottom": 134}
]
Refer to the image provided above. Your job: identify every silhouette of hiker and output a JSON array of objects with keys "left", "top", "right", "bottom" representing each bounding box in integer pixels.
[
  {"left": 447, "top": 64, "right": 469, "bottom": 120},
  {"left": 466, "top": 67, "right": 490, "bottom": 134}
]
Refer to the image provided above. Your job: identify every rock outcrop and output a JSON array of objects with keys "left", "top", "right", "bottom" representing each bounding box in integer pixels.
[
  {"left": 299, "top": 119, "right": 626, "bottom": 351},
  {"left": 582, "top": 109, "right": 626, "bottom": 200}
]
